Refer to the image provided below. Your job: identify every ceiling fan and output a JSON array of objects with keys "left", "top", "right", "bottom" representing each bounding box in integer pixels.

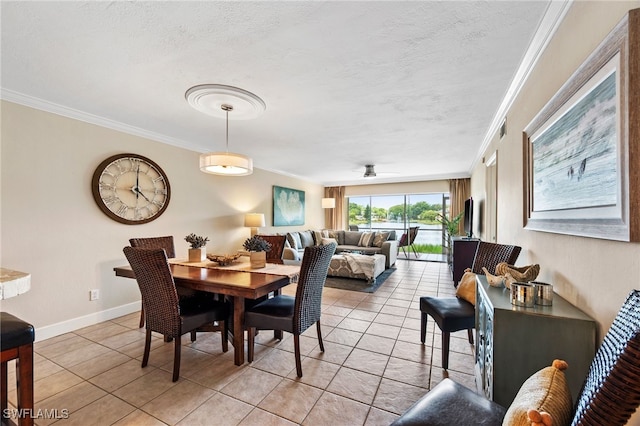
[{"left": 355, "top": 164, "right": 399, "bottom": 178}]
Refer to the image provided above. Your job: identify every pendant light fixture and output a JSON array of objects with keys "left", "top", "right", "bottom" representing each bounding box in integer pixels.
[
  {"left": 186, "top": 84, "right": 265, "bottom": 176},
  {"left": 199, "top": 104, "right": 253, "bottom": 175}
]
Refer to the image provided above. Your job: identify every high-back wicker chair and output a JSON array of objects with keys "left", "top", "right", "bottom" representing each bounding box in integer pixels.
[
  {"left": 123, "top": 246, "right": 229, "bottom": 382},
  {"left": 470, "top": 241, "right": 522, "bottom": 275},
  {"left": 393, "top": 290, "right": 640, "bottom": 425},
  {"left": 257, "top": 235, "right": 287, "bottom": 264},
  {"left": 245, "top": 243, "right": 336, "bottom": 377},
  {"left": 419, "top": 241, "right": 521, "bottom": 369},
  {"left": 129, "top": 236, "right": 176, "bottom": 328}
]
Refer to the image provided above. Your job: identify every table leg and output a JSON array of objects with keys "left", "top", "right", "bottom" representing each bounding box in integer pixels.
[{"left": 233, "top": 296, "right": 245, "bottom": 365}]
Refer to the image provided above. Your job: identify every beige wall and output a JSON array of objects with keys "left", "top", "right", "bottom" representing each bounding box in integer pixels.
[
  {"left": 473, "top": 2, "right": 640, "bottom": 339},
  {"left": 0, "top": 101, "right": 324, "bottom": 340}
]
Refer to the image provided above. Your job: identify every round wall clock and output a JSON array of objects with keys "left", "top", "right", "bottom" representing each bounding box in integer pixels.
[{"left": 91, "top": 153, "right": 171, "bottom": 225}]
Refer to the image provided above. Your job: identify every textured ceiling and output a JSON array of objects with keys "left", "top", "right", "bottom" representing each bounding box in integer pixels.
[{"left": 1, "top": 1, "right": 551, "bottom": 186}]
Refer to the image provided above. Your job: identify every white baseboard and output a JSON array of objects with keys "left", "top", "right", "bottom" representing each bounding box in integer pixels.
[{"left": 34, "top": 302, "right": 140, "bottom": 342}]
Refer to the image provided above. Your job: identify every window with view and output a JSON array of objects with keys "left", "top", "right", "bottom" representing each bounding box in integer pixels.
[{"left": 347, "top": 193, "right": 449, "bottom": 254}]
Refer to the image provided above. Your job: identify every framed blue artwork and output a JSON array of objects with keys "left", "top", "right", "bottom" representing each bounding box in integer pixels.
[{"left": 273, "top": 185, "right": 305, "bottom": 226}]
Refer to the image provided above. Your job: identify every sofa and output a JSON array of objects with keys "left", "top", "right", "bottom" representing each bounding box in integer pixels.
[{"left": 282, "top": 229, "right": 398, "bottom": 268}]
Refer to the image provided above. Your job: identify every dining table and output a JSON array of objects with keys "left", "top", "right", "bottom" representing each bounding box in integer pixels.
[{"left": 114, "top": 260, "right": 298, "bottom": 365}]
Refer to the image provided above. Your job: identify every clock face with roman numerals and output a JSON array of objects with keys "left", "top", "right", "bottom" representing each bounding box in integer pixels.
[{"left": 91, "top": 153, "right": 171, "bottom": 225}]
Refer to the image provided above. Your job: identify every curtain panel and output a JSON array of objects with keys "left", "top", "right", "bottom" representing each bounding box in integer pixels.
[
  {"left": 449, "top": 178, "right": 470, "bottom": 235},
  {"left": 324, "top": 186, "right": 345, "bottom": 230}
]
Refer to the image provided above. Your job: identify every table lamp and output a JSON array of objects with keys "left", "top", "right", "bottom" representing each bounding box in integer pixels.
[
  {"left": 244, "top": 213, "right": 265, "bottom": 236},
  {"left": 322, "top": 198, "right": 335, "bottom": 208}
]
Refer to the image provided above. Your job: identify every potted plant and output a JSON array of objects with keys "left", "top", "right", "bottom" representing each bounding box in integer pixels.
[
  {"left": 185, "top": 233, "right": 209, "bottom": 262},
  {"left": 243, "top": 235, "right": 272, "bottom": 269},
  {"left": 437, "top": 212, "right": 463, "bottom": 263}
]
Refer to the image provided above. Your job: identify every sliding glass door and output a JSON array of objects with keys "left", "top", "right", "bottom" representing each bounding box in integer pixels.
[{"left": 347, "top": 193, "right": 447, "bottom": 254}]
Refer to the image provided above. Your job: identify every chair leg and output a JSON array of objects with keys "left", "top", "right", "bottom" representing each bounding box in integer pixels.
[
  {"left": 467, "top": 329, "right": 474, "bottom": 344},
  {"left": 247, "top": 327, "right": 255, "bottom": 363},
  {"left": 441, "top": 331, "right": 451, "bottom": 370},
  {"left": 220, "top": 320, "right": 228, "bottom": 353},
  {"left": 142, "top": 329, "right": 152, "bottom": 368},
  {"left": 411, "top": 244, "right": 419, "bottom": 258},
  {"left": 316, "top": 321, "right": 324, "bottom": 352},
  {"left": 139, "top": 303, "right": 145, "bottom": 328},
  {"left": 190, "top": 331, "right": 196, "bottom": 342},
  {"left": 173, "top": 337, "right": 181, "bottom": 382},
  {"left": 1, "top": 360, "right": 7, "bottom": 420},
  {"left": 294, "top": 334, "right": 303, "bottom": 377},
  {"left": 420, "top": 312, "right": 427, "bottom": 343}
]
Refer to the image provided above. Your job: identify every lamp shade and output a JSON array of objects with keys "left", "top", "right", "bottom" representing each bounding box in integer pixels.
[
  {"left": 200, "top": 152, "right": 253, "bottom": 176},
  {"left": 244, "top": 213, "right": 266, "bottom": 228},
  {"left": 322, "top": 198, "right": 336, "bottom": 208}
]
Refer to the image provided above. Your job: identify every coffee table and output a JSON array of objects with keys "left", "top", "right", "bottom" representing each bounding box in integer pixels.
[{"left": 327, "top": 253, "right": 386, "bottom": 283}]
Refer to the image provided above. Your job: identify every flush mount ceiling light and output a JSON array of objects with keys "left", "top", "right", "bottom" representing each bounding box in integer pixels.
[
  {"left": 186, "top": 84, "right": 266, "bottom": 176},
  {"left": 363, "top": 164, "right": 377, "bottom": 178}
]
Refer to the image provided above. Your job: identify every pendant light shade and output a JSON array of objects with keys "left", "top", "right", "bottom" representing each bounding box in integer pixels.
[
  {"left": 199, "top": 152, "right": 253, "bottom": 175},
  {"left": 186, "top": 84, "right": 265, "bottom": 177}
]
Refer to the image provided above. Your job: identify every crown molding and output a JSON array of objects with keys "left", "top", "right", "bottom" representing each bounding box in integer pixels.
[
  {"left": 470, "top": 0, "right": 573, "bottom": 172},
  {"left": 0, "top": 88, "right": 201, "bottom": 152}
]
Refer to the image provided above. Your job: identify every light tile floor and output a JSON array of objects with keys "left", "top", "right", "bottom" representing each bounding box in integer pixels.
[{"left": 6, "top": 259, "right": 477, "bottom": 425}]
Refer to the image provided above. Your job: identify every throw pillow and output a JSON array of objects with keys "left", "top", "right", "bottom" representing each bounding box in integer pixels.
[
  {"left": 358, "top": 232, "right": 375, "bottom": 247},
  {"left": 327, "top": 230, "right": 343, "bottom": 244},
  {"left": 502, "top": 360, "right": 572, "bottom": 426},
  {"left": 455, "top": 269, "right": 477, "bottom": 305},
  {"left": 321, "top": 237, "right": 338, "bottom": 246},
  {"left": 287, "top": 232, "right": 301, "bottom": 250},
  {"left": 312, "top": 230, "right": 324, "bottom": 246},
  {"left": 299, "top": 230, "right": 314, "bottom": 248},
  {"left": 372, "top": 232, "right": 390, "bottom": 247}
]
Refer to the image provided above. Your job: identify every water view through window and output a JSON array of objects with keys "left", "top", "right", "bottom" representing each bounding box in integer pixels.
[{"left": 348, "top": 193, "right": 449, "bottom": 254}]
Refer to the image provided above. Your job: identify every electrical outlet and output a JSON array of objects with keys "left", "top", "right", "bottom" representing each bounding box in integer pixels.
[{"left": 90, "top": 289, "right": 100, "bottom": 301}]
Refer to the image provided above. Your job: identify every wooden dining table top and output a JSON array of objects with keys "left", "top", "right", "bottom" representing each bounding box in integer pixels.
[{"left": 113, "top": 263, "right": 291, "bottom": 300}]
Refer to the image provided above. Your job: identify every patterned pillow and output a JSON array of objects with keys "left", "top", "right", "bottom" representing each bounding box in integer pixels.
[
  {"left": 358, "top": 232, "right": 376, "bottom": 247},
  {"left": 287, "top": 232, "right": 301, "bottom": 250},
  {"left": 502, "top": 360, "right": 572, "bottom": 426},
  {"left": 312, "top": 230, "right": 324, "bottom": 246},
  {"left": 372, "top": 232, "right": 390, "bottom": 247},
  {"left": 321, "top": 237, "right": 338, "bottom": 246}
]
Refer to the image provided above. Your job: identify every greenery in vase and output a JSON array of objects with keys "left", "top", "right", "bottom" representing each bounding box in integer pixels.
[
  {"left": 185, "top": 233, "right": 209, "bottom": 249},
  {"left": 243, "top": 235, "right": 272, "bottom": 252}
]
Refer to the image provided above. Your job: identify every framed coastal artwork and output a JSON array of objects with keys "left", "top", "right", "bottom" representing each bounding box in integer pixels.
[
  {"left": 523, "top": 10, "right": 639, "bottom": 242},
  {"left": 273, "top": 185, "right": 305, "bottom": 226}
]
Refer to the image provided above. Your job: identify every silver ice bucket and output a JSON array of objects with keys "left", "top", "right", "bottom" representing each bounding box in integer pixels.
[
  {"left": 532, "top": 281, "right": 553, "bottom": 306},
  {"left": 510, "top": 282, "right": 535, "bottom": 307}
]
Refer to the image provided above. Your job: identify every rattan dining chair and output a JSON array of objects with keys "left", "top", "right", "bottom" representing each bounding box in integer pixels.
[
  {"left": 393, "top": 289, "right": 640, "bottom": 425},
  {"left": 257, "top": 235, "right": 287, "bottom": 264},
  {"left": 420, "top": 241, "right": 521, "bottom": 369},
  {"left": 129, "top": 236, "right": 176, "bottom": 328},
  {"left": 245, "top": 243, "right": 336, "bottom": 377},
  {"left": 123, "top": 246, "right": 229, "bottom": 382}
]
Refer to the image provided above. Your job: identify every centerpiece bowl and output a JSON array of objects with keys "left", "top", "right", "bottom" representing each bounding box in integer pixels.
[{"left": 206, "top": 253, "right": 241, "bottom": 266}]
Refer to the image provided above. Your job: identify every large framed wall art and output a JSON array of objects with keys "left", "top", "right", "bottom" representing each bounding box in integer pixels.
[
  {"left": 273, "top": 185, "right": 305, "bottom": 226},
  {"left": 523, "top": 9, "right": 639, "bottom": 242}
]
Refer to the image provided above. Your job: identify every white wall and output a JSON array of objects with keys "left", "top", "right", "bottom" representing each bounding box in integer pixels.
[{"left": 0, "top": 101, "right": 324, "bottom": 340}]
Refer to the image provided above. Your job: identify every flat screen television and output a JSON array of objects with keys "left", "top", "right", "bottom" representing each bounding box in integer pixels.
[{"left": 463, "top": 197, "right": 473, "bottom": 238}]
